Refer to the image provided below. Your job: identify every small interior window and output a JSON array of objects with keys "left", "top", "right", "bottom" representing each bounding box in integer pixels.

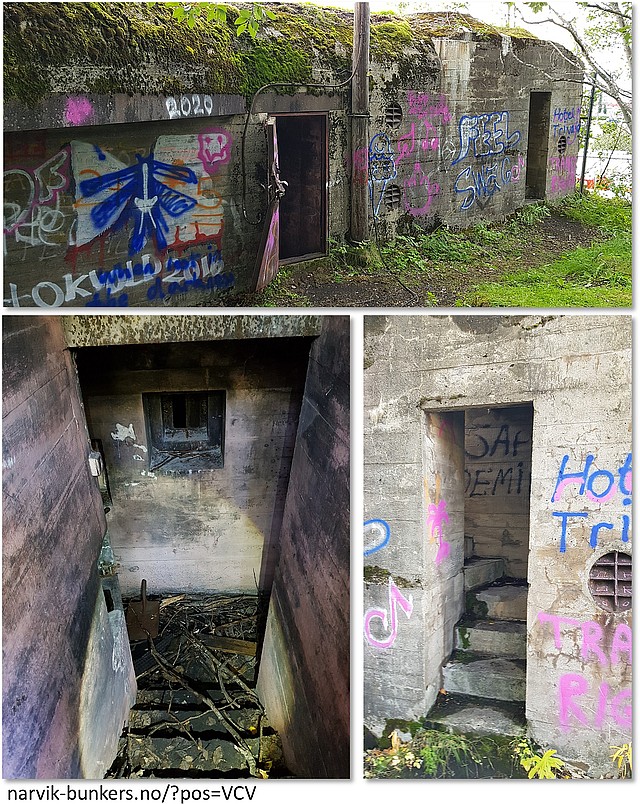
[{"left": 143, "top": 391, "right": 225, "bottom": 473}]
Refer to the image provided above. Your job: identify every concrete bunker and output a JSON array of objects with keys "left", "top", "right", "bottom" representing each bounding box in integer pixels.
[
  {"left": 3, "top": 2, "right": 584, "bottom": 308},
  {"left": 2, "top": 314, "right": 350, "bottom": 779},
  {"left": 363, "top": 314, "right": 632, "bottom": 777}
]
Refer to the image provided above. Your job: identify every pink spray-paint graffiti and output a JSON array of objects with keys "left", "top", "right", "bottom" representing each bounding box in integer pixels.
[
  {"left": 349, "top": 146, "right": 369, "bottom": 186},
  {"left": 397, "top": 91, "right": 451, "bottom": 163},
  {"left": 538, "top": 612, "right": 632, "bottom": 732},
  {"left": 197, "top": 128, "right": 232, "bottom": 176},
  {"left": 549, "top": 154, "right": 578, "bottom": 195},
  {"left": 403, "top": 162, "right": 440, "bottom": 217},
  {"left": 551, "top": 453, "right": 631, "bottom": 552},
  {"left": 364, "top": 577, "right": 413, "bottom": 649},
  {"left": 424, "top": 477, "right": 451, "bottom": 564},
  {"left": 64, "top": 96, "right": 94, "bottom": 127}
]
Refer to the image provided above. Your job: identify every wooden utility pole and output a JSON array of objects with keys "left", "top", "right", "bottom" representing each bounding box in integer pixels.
[{"left": 350, "top": 1, "right": 370, "bottom": 243}]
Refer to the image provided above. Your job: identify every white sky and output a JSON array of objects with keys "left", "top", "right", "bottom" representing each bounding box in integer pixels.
[{"left": 306, "top": 0, "right": 578, "bottom": 48}]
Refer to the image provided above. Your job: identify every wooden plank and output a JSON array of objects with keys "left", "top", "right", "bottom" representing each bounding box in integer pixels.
[{"left": 198, "top": 635, "right": 256, "bottom": 657}]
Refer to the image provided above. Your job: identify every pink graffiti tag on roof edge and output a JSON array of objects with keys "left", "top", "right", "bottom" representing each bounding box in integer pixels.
[{"left": 64, "top": 96, "right": 94, "bottom": 127}]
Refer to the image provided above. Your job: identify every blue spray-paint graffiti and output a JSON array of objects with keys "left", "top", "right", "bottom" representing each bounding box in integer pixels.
[
  {"left": 77, "top": 153, "right": 198, "bottom": 256},
  {"left": 450, "top": 111, "right": 523, "bottom": 211},
  {"left": 5, "top": 248, "right": 233, "bottom": 308},
  {"left": 551, "top": 453, "right": 632, "bottom": 552},
  {"left": 364, "top": 519, "right": 391, "bottom": 556},
  {"left": 552, "top": 107, "right": 581, "bottom": 145},
  {"left": 368, "top": 133, "right": 397, "bottom": 217},
  {"left": 451, "top": 112, "right": 521, "bottom": 166},
  {"left": 454, "top": 154, "right": 525, "bottom": 211}
]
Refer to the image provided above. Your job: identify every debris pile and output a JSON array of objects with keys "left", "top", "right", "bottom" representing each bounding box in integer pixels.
[{"left": 107, "top": 593, "right": 286, "bottom": 778}]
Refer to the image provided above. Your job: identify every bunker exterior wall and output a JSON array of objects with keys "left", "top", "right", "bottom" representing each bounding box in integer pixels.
[
  {"left": 3, "top": 114, "right": 262, "bottom": 309},
  {"left": 75, "top": 337, "right": 313, "bottom": 598},
  {"left": 363, "top": 315, "right": 631, "bottom": 776},
  {"left": 3, "top": 98, "right": 350, "bottom": 309},
  {"left": 367, "top": 37, "right": 582, "bottom": 235},
  {"left": 257, "top": 317, "right": 350, "bottom": 779},
  {"left": 2, "top": 316, "right": 135, "bottom": 779}
]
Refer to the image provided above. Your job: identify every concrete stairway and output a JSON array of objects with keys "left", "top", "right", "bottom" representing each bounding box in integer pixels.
[{"left": 426, "top": 562, "right": 528, "bottom": 738}]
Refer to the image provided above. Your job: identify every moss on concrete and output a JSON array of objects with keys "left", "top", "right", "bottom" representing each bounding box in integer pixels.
[
  {"left": 6, "top": 2, "right": 536, "bottom": 107},
  {"left": 364, "top": 565, "right": 415, "bottom": 588}
]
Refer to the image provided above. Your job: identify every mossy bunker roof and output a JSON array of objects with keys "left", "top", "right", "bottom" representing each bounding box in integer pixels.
[{"left": 4, "top": 1, "right": 539, "bottom": 107}]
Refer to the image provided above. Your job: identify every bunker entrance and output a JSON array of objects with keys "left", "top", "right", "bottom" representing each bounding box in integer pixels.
[
  {"left": 425, "top": 404, "right": 533, "bottom": 736},
  {"left": 525, "top": 91, "right": 552, "bottom": 199},
  {"left": 74, "top": 335, "right": 314, "bottom": 777},
  {"left": 275, "top": 114, "right": 328, "bottom": 262}
]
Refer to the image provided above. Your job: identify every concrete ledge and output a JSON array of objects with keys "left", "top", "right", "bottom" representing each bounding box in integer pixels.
[
  {"left": 442, "top": 657, "right": 526, "bottom": 702},
  {"left": 463, "top": 558, "right": 504, "bottom": 590},
  {"left": 455, "top": 620, "right": 527, "bottom": 659}
]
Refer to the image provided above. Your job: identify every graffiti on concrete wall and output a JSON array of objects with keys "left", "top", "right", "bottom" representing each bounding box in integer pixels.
[
  {"left": 424, "top": 476, "right": 451, "bottom": 564},
  {"left": 364, "top": 577, "right": 413, "bottom": 649},
  {"left": 396, "top": 91, "right": 448, "bottom": 216},
  {"left": 549, "top": 154, "right": 578, "bottom": 195},
  {"left": 551, "top": 453, "right": 632, "bottom": 552},
  {"left": 3, "top": 148, "right": 71, "bottom": 249},
  {"left": 165, "top": 94, "right": 216, "bottom": 120},
  {"left": 397, "top": 91, "right": 451, "bottom": 163},
  {"left": 4, "top": 130, "right": 235, "bottom": 307},
  {"left": 552, "top": 107, "right": 581, "bottom": 145},
  {"left": 364, "top": 519, "right": 391, "bottom": 557},
  {"left": 538, "top": 612, "right": 631, "bottom": 732},
  {"left": 451, "top": 111, "right": 522, "bottom": 211},
  {"left": 64, "top": 96, "right": 95, "bottom": 127},
  {"left": 368, "top": 133, "right": 397, "bottom": 217},
  {"left": 464, "top": 423, "right": 530, "bottom": 497}
]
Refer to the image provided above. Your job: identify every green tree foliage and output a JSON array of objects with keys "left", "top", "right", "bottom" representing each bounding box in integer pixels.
[
  {"left": 505, "top": 2, "right": 631, "bottom": 130},
  {"left": 166, "top": 2, "right": 276, "bottom": 38}
]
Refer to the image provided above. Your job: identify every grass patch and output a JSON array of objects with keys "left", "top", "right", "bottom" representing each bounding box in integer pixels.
[{"left": 461, "top": 193, "right": 631, "bottom": 307}]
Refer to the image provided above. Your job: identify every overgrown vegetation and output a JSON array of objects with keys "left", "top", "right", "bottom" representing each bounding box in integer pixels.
[{"left": 464, "top": 193, "right": 631, "bottom": 307}]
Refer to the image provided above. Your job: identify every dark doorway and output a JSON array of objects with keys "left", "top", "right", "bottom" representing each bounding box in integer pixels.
[
  {"left": 525, "top": 92, "right": 552, "bottom": 199},
  {"left": 276, "top": 114, "right": 328, "bottom": 261}
]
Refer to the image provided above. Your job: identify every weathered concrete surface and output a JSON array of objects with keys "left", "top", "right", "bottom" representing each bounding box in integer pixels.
[
  {"left": 364, "top": 314, "right": 631, "bottom": 776},
  {"left": 465, "top": 406, "right": 533, "bottom": 578},
  {"left": 443, "top": 657, "right": 526, "bottom": 701},
  {"left": 257, "top": 317, "right": 350, "bottom": 778},
  {"left": 63, "top": 314, "right": 322, "bottom": 347},
  {"left": 473, "top": 585, "right": 528, "bottom": 621},
  {"left": 2, "top": 316, "right": 133, "bottom": 778},
  {"left": 464, "top": 557, "right": 504, "bottom": 590},
  {"left": 426, "top": 701, "right": 526, "bottom": 738},
  {"left": 75, "top": 335, "right": 313, "bottom": 597},
  {"left": 454, "top": 620, "right": 527, "bottom": 659}
]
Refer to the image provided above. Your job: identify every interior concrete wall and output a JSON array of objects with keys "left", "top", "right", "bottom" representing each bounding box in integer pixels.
[
  {"left": 2, "top": 316, "right": 135, "bottom": 779},
  {"left": 75, "top": 337, "right": 312, "bottom": 598},
  {"left": 257, "top": 316, "right": 350, "bottom": 779},
  {"left": 464, "top": 405, "right": 532, "bottom": 578},
  {"left": 363, "top": 314, "right": 631, "bottom": 776}
]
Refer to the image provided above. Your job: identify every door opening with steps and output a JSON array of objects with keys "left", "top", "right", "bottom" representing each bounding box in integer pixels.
[{"left": 427, "top": 404, "right": 533, "bottom": 739}]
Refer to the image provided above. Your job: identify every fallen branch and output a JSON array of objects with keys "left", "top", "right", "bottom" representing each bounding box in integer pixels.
[{"left": 148, "top": 638, "right": 261, "bottom": 777}]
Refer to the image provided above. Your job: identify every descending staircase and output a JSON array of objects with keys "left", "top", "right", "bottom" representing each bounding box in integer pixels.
[{"left": 426, "top": 558, "right": 528, "bottom": 738}]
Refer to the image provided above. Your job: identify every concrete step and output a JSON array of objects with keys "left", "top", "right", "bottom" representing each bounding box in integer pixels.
[
  {"left": 454, "top": 619, "right": 526, "bottom": 659},
  {"left": 467, "top": 583, "right": 528, "bottom": 621},
  {"left": 463, "top": 558, "right": 504, "bottom": 591},
  {"left": 425, "top": 694, "right": 526, "bottom": 738},
  {"left": 442, "top": 655, "right": 526, "bottom": 702}
]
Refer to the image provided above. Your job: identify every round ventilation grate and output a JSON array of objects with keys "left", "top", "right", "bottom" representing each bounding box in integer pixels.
[
  {"left": 384, "top": 184, "right": 402, "bottom": 210},
  {"left": 588, "top": 551, "right": 632, "bottom": 612},
  {"left": 385, "top": 104, "right": 403, "bottom": 129},
  {"left": 557, "top": 134, "right": 567, "bottom": 155}
]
